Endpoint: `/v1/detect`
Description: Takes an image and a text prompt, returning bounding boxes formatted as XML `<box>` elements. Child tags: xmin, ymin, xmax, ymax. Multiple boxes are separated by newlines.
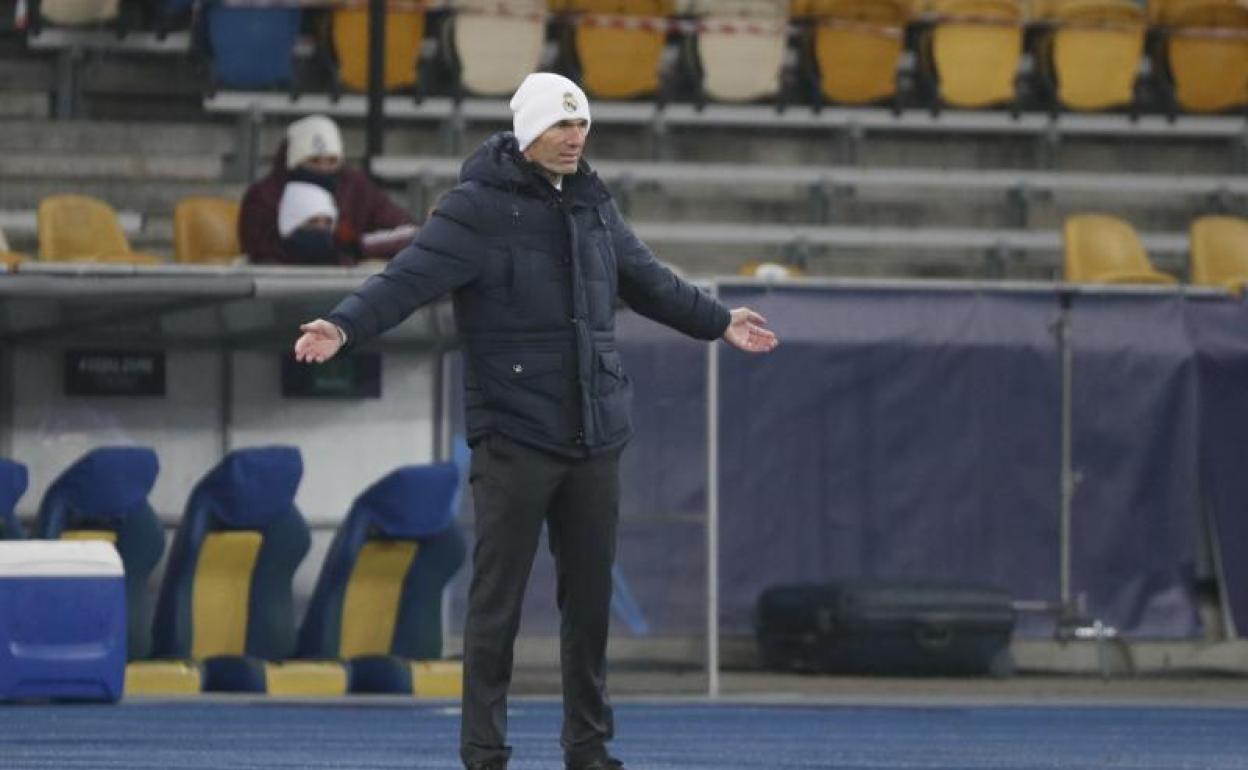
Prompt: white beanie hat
<box><xmin>286</xmin><ymin>115</ymin><xmax>343</xmax><ymax>169</ymax></box>
<box><xmin>509</xmin><ymin>73</ymin><xmax>591</xmax><ymax>151</ymax></box>
<box><xmin>278</xmin><ymin>182</ymin><xmax>338</xmax><ymax>238</ymax></box>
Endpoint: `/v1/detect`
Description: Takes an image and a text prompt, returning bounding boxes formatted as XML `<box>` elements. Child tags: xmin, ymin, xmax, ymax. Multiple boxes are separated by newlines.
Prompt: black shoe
<box><xmin>567</xmin><ymin>759</ymin><xmax>625</xmax><ymax>770</ymax></box>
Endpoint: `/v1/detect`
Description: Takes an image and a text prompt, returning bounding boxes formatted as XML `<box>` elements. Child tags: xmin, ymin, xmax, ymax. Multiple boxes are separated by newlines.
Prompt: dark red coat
<box><xmin>238</xmin><ymin>141</ymin><xmax>414</xmax><ymax>265</ymax></box>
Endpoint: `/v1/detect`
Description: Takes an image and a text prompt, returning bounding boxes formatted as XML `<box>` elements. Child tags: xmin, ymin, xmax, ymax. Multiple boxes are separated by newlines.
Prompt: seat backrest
<box><xmin>1190</xmin><ymin>216</ymin><xmax>1248</xmax><ymax>289</ymax></box>
<box><xmin>691</xmin><ymin>0</ymin><xmax>790</xmax><ymax>102</ymax></box>
<box><xmin>205</xmin><ymin>5</ymin><xmax>302</xmax><ymax>89</ymax></box>
<box><xmin>152</xmin><ymin>446</ymin><xmax>309</xmax><ymax>662</ymax></box>
<box><xmin>40</xmin><ymin>0</ymin><xmax>120</xmax><ymax>25</ymax></box>
<box><xmin>332</xmin><ymin>5</ymin><xmax>426</xmax><ymax>92</ymax></box>
<box><xmin>298</xmin><ymin>462</ymin><xmax>466</xmax><ymax>661</ymax></box>
<box><xmin>1045</xmin><ymin>0</ymin><xmax>1145</xmax><ymax>110</ymax></box>
<box><xmin>569</xmin><ymin>0</ymin><xmax>674</xmax><ymax>99</ymax></box>
<box><xmin>34</xmin><ymin>446</ymin><xmax>164</xmax><ymax>660</ymax></box>
<box><xmin>174</xmin><ymin>197</ymin><xmax>241</xmax><ymax>264</ymax></box>
<box><xmin>0</xmin><ymin>459</ymin><xmax>28</xmax><ymax>540</ymax></box>
<box><xmin>926</xmin><ymin>0</ymin><xmax>1025</xmax><ymax>108</ymax></box>
<box><xmin>1164</xmin><ymin>1</ymin><xmax>1248</xmax><ymax>113</ymax></box>
<box><xmin>448</xmin><ymin>0</ymin><xmax>547</xmax><ymax>95</ymax></box>
<box><xmin>810</xmin><ymin>0</ymin><xmax>910</xmax><ymax>104</ymax></box>
<box><xmin>1063</xmin><ymin>214</ymin><xmax>1167</xmax><ymax>283</ymax></box>
<box><xmin>38</xmin><ymin>194</ymin><xmax>133</xmax><ymax>261</ymax></box>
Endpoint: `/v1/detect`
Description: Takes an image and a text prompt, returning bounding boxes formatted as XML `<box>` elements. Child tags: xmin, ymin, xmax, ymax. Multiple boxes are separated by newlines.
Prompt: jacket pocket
<box><xmin>478</xmin><ymin>350</ymin><xmax>568</xmax><ymax>421</ymax></box>
<box><xmin>594</xmin><ymin>350</ymin><xmax>632</xmax><ymax>440</ymax></box>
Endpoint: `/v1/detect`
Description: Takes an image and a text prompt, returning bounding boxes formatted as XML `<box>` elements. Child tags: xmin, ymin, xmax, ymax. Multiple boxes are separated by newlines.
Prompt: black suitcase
<box><xmin>755</xmin><ymin>582</ymin><xmax>1016</xmax><ymax>676</ymax></box>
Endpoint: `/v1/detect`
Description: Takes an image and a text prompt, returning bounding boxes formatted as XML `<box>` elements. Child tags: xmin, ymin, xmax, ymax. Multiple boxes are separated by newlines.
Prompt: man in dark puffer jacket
<box><xmin>295</xmin><ymin>73</ymin><xmax>778</xmax><ymax>770</ymax></box>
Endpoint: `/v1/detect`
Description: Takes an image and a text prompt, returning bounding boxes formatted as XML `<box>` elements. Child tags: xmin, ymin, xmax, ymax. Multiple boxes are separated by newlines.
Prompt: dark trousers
<box><xmin>460</xmin><ymin>434</ymin><xmax>621</xmax><ymax>769</ymax></box>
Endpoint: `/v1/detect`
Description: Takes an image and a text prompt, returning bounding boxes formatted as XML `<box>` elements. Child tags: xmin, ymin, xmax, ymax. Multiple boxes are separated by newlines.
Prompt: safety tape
<box><xmin>212</xmin><ymin>0</ymin><xmax>1248</xmax><ymax>41</ymax></box>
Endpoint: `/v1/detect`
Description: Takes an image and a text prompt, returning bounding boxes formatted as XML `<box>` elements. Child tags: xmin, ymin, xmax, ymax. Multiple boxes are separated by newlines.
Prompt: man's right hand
<box><xmin>294</xmin><ymin>319</ymin><xmax>344</xmax><ymax>363</ymax></box>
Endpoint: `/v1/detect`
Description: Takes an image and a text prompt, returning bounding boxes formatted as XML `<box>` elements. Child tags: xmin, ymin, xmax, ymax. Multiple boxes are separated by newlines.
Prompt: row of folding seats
<box><xmin>0</xmin><ymin>446</ymin><xmax>466</xmax><ymax>696</ymax></box>
<box><xmin>30</xmin><ymin>0</ymin><xmax>1248</xmax><ymax>113</ymax></box>
<box><xmin>0</xmin><ymin>194</ymin><xmax>240</xmax><ymax>266</ymax></box>
<box><xmin>742</xmin><ymin>214</ymin><xmax>1248</xmax><ymax>292</ymax></box>
<box><xmin>1063</xmin><ymin>213</ymin><xmax>1248</xmax><ymax>288</ymax></box>
<box><xmin>808</xmin><ymin>0</ymin><xmax>1247</xmax><ymax>113</ymax></box>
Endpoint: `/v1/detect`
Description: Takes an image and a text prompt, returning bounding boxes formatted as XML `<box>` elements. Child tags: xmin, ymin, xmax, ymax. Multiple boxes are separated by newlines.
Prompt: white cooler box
<box><xmin>0</xmin><ymin>541</ymin><xmax>126</xmax><ymax>702</ymax></box>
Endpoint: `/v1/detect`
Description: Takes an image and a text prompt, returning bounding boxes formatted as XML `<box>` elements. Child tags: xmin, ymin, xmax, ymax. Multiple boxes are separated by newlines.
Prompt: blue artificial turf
<box><xmin>0</xmin><ymin>700</ymin><xmax>1245</xmax><ymax>769</ymax></box>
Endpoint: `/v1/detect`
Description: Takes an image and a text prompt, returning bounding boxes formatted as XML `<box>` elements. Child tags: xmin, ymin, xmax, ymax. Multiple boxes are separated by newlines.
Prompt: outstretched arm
<box><xmin>293</xmin><ymin>187</ymin><xmax>485</xmax><ymax>362</ymax></box>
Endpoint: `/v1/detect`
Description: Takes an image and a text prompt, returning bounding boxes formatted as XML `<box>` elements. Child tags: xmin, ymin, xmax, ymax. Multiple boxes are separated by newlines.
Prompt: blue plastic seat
<box><xmin>204</xmin><ymin>3</ymin><xmax>302</xmax><ymax>89</ymax></box>
<box><xmin>297</xmin><ymin>462</ymin><xmax>467</xmax><ymax>695</ymax></box>
<box><xmin>0</xmin><ymin>459</ymin><xmax>28</xmax><ymax>540</ymax></box>
<box><xmin>149</xmin><ymin>445</ymin><xmax>345</xmax><ymax>694</ymax></box>
<box><xmin>34</xmin><ymin>447</ymin><xmax>163</xmax><ymax>661</ymax></box>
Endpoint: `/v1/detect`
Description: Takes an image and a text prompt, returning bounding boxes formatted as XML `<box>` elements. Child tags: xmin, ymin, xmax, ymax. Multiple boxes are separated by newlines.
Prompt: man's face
<box><xmin>523</xmin><ymin>119</ymin><xmax>589</xmax><ymax>177</ymax></box>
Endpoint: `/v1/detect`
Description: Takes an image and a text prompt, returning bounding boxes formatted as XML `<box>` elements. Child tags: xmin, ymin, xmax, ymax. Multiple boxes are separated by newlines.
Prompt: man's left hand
<box><xmin>723</xmin><ymin>307</ymin><xmax>779</xmax><ymax>353</ymax></box>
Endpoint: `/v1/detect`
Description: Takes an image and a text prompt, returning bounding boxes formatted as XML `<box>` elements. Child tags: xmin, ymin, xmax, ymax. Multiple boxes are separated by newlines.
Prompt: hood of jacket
<box><xmin>459</xmin><ymin>132</ymin><xmax>609</xmax><ymax>208</ymax></box>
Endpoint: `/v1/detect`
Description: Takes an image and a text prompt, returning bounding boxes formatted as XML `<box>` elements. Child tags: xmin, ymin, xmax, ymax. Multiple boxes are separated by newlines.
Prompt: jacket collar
<box><xmin>460</xmin><ymin>132</ymin><xmax>610</xmax><ymax>208</ymax></box>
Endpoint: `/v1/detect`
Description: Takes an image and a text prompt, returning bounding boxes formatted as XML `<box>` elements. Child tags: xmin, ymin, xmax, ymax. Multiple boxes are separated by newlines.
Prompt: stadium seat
<box><xmin>803</xmin><ymin>0</ymin><xmax>910</xmax><ymax>105</ymax></box>
<box><xmin>691</xmin><ymin>0</ymin><xmax>790</xmax><ymax>103</ymax></box>
<box><xmin>37</xmin><ymin>195</ymin><xmax>161</xmax><ymax>264</ymax></box>
<box><xmin>1161</xmin><ymin>0</ymin><xmax>1248</xmax><ymax>113</ymax></box>
<box><xmin>567</xmin><ymin>0</ymin><xmax>673</xmax><ymax>99</ymax></box>
<box><xmin>203</xmin><ymin>3</ymin><xmax>302</xmax><ymax>89</ymax></box>
<box><xmin>445</xmin><ymin>0</ymin><xmax>547</xmax><ymax>96</ymax></box>
<box><xmin>38</xmin><ymin>0</ymin><xmax>119</xmax><ymax>26</ymax></box>
<box><xmin>1034</xmin><ymin>0</ymin><xmax>1146</xmax><ymax>111</ymax></box>
<box><xmin>1062</xmin><ymin>213</ymin><xmax>1177</xmax><ymax>284</ymax></box>
<box><xmin>173</xmin><ymin>197</ymin><xmax>241</xmax><ymax>264</ymax></box>
<box><xmin>33</xmin><ymin>447</ymin><xmax>164</xmax><ymax>661</ymax></box>
<box><xmin>297</xmin><ymin>462</ymin><xmax>467</xmax><ymax>695</ymax></box>
<box><xmin>331</xmin><ymin>2</ymin><xmax>425</xmax><ymax>93</ymax></box>
<box><xmin>921</xmin><ymin>0</ymin><xmax>1026</xmax><ymax>109</ymax></box>
<box><xmin>147</xmin><ymin>446</ymin><xmax>346</xmax><ymax>695</ymax></box>
<box><xmin>1189</xmin><ymin>215</ymin><xmax>1248</xmax><ymax>293</ymax></box>
<box><xmin>0</xmin><ymin>459</ymin><xmax>28</xmax><ymax>540</ymax></box>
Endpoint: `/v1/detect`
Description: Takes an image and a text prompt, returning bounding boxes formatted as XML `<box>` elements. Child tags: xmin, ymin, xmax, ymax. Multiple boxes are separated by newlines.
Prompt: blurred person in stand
<box><xmin>239</xmin><ymin>114</ymin><xmax>416</xmax><ymax>266</ymax></box>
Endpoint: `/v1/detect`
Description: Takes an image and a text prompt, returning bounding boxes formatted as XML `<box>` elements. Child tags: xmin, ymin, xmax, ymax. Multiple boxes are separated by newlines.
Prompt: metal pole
<box><xmin>1057</xmin><ymin>292</ymin><xmax>1074</xmax><ymax>617</ymax></box>
<box><xmin>705</xmin><ymin>284</ymin><xmax>721</xmax><ymax>698</ymax></box>
<box><xmin>365</xmin><ymin>0</ymin><xmax>386</xmax><ymax>171</ymax></box>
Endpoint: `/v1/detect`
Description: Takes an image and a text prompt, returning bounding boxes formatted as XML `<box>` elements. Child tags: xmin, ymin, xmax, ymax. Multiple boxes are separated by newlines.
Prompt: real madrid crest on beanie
<box><xmin>509</xmin><ymin>72</ymin><xmax>592</xmax><ymax>151</ymax></box>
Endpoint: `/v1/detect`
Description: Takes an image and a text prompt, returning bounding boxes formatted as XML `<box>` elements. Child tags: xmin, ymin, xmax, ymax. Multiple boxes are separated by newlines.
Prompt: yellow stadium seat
<box><xmin>691</xmin><ymin>0</ymin><xmax>790</xmax><ymax>103</ymax></box>
<box><xmin>1063</xmin><ymin>214</ymin><xmax>1177</xmax><ymax>285</ymax></box>
<box><xmin>568</xmin><ymin>0</ymin><xmax>673</xmax><ymax>99</ymax></box>
<box><xmin>447</xmin><ymin>0</ymin><xmax>547</xmax><ymax>96</ymax></box>
<box><xmin>923</xmin><ymin>0</ymin><xmax>1025</xmax><ymax>108</ymax></box>
<box><xmin>174</xmin><ymin>197</ymin><xmax>241</xmax><ymax>264</ymax></box>
<box><xmin>1034</xmin><ymin>0</ymin><xmax>1145</xmax><ymax>111</ymax></box>
<box><xmin>1189</xmin><ymin>216</ymin><xmax>1248</xmax><ymax>293</ymax></box>
<box><xmin>1163</xmin><ymin>1</ymin><xmax>1248</xmax><ymax>113</ymax></box>
<box><xmin>806</xmin><ymin>0</ymin><xmax>910</xmax><ymax>104</ymax></box>
<box><xmin>38</xmin><ymin>194</ymin><xmax>161</xmax><ymax>264</ymax></box>
<box><xmin>332</xmin><ymin>3</ymin><xmax>426</xmax><ymax>93</ymax></box>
